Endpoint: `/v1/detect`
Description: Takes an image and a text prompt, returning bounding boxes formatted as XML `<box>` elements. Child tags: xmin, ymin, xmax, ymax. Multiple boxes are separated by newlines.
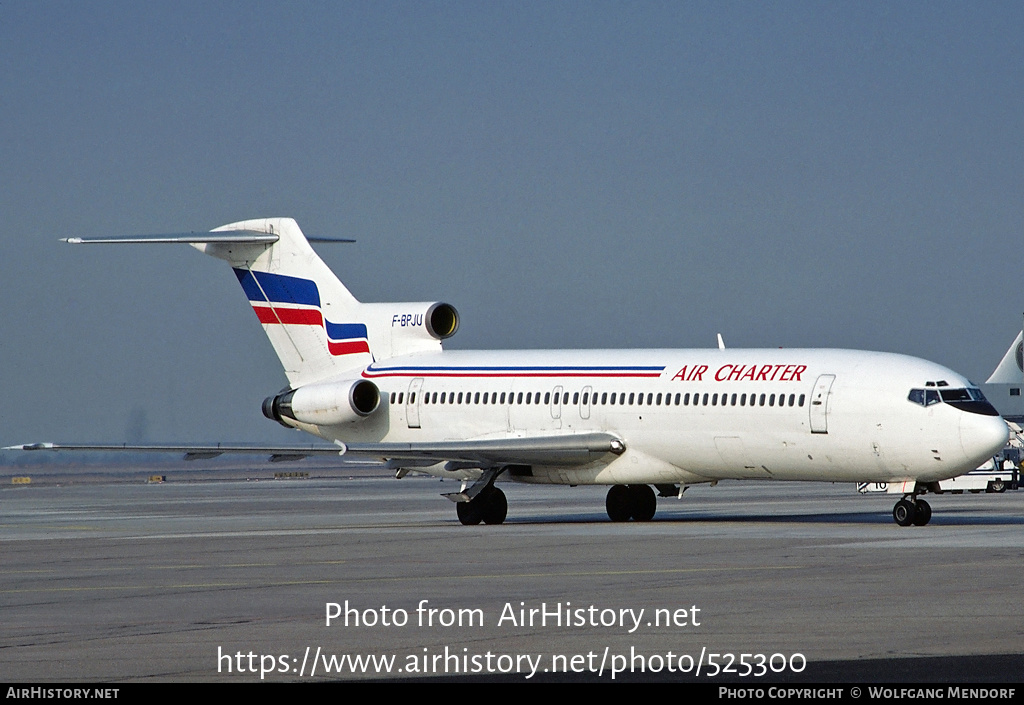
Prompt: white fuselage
<box><xmin>298</xmin><ymin>348</ymin><xmax>1008</xmax><ymax>487</ymax></box>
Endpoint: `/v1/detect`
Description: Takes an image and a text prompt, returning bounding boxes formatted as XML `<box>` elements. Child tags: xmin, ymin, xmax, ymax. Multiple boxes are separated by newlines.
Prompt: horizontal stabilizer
<box><xmin>63</xmin><ymin>234</ymin><xmax>354</xmax><ymax>245</ymax></box>
<box><xmin>63</xmin><ymin>232</ymin><xmax>280</xmax><ymax>245</ymax></box>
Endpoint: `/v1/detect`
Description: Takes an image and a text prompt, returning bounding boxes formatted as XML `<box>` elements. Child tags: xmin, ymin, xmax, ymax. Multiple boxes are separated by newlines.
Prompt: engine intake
<box><xmin>426</xmin><ymin>302</ymin><xmax>459</xmax><ymax>340</ymax></box>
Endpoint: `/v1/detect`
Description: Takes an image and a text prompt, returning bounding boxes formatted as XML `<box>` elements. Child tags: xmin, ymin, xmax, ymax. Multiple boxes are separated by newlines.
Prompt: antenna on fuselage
<box><xmin>717</xmin><ymin>333</ymin><xmax>726</xmax><ymax>350</ymax></box>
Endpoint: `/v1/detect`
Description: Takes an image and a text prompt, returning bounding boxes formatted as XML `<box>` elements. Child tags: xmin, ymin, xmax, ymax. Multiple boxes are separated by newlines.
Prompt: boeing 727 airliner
<box><xmin>23</xmin><ymin>218</ymin><xmax>1008</xmax><ymax>526</ymax></box>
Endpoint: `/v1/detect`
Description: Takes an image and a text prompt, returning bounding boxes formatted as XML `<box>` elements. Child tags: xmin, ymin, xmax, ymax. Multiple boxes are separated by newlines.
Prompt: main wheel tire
<box><xmin>456</xmin><ymin>500</ymin><xmax>483</xmax><ymax>525</ymax></box>
<box><xmin>629</xmin><ymin>484</ymin><xmax>657</xmax><ymax>522</ymax></box>
<box><xmin>912</xmin><ymin>499</ymin><xmax>932</xmax><ymax>526</ymax></box>
<box><xmin>606</xmin><ymin>485</ymin><xmax>632</xmax><ymax>522</ymax></box>
<box><xmin>481</xmin><ymin>487</ymin><xmax>508</xmax><ymax>525</ymax></box>
<box><xmin>893</xmin><ymin>499</ymin><xmax>916</xmax><ymax>527</ymax></box>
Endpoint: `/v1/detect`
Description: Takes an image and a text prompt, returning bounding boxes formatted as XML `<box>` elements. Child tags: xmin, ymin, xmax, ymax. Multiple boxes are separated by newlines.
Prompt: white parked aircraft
<box><xmin>20</xmin><ymin>218</ymin><xmax>1008</xmax><ymax>526</ymax></box>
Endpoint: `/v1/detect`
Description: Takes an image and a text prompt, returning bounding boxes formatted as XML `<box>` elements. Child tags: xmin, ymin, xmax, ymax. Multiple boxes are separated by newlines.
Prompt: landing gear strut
<box><xmin>456</xmin><ymin>486</ymin><xmax>507</xmax><ymax>526</ymax></box>
<box><xmin>606</xmin><ymin>484</ymin><xmax>657</xmax><ymax>522</ymax></box>
<box><xmin>892</xmin><ymin>496</ymin><xmax>931</xmax><ymax>527</ymax></box>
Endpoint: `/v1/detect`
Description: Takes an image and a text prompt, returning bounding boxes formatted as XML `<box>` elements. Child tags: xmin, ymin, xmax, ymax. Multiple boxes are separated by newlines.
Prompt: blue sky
<box><xmin>1</xmin><ymin>2</ymin><xmax>1022</xmax><ymax>442</ymax></box>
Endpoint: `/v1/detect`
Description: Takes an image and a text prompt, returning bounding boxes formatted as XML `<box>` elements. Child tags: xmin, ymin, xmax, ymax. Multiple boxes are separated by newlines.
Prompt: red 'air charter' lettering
<box><xmin>682</xmin><ymin>364</ymin><xmax>807</xmax><ymax>382</ymax></box>
<box><xmin>672</xmin><ymin>365</ymin><xmax>708</xmax><ymax>382</ymax></box>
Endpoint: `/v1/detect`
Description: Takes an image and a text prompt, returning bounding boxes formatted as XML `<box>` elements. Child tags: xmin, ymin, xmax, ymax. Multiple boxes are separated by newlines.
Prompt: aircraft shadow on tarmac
<box><xmin>485</xmin><ymin>507</ymin><xmax>1024</xmax><ymax>527</ymax></box>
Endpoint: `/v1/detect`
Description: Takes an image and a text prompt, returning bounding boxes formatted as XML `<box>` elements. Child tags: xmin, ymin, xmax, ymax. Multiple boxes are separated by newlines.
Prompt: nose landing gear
<box><xmin>892</xmin><ymin>497</ymin><xmax>931</xmax><ymax>526</ymax></box>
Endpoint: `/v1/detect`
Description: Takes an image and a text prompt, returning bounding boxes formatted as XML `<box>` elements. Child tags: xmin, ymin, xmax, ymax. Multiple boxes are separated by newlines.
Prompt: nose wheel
<box><xmin>892</xmin><ymin>497</ymin><xmax>931</xmax><ymax>526</ymax></box>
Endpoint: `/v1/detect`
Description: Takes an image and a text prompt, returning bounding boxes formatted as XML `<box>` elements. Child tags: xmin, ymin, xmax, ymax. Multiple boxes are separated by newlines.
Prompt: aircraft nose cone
<box><xmin>959</xmin><ymin>413</ymin><xmax>1009</xmax><ymax>467</ymax></box>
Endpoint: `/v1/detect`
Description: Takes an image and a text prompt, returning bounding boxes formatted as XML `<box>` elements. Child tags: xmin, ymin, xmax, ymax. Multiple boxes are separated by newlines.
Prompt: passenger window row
<box><xmin>387</xmin><ymin>390</ymin><xmax>806</xmax><ymax>408</ymax></box>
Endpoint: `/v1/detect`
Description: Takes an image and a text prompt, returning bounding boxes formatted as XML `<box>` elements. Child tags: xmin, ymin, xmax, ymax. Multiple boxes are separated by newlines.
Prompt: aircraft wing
<box><xmin>5</xmin><ymin>443</ymin><xmax>356</xmax><ymax>463</ymax></box>
<box><xmin>5</xmin><ymin>432</ymin><xmax>624</xmax><ymax>468</ymax></box>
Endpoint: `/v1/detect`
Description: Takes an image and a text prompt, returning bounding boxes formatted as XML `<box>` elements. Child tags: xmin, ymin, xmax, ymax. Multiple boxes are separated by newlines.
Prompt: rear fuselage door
<box><xmin>407</xmin><ymin>378</ymin><xmax>424</xmax><ymax>429</ymax></box>
<box><xmin>809</xmin><ymin>374</ymin><xmax>836</xmax><ymax>434</ymax></box>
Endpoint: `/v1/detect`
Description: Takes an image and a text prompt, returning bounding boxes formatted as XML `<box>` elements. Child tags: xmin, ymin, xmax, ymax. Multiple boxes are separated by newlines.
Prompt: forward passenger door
<box><xmin>809</xmin><ymin>374</ymin><xmax>835</xmax><ymax>434</ymax></box>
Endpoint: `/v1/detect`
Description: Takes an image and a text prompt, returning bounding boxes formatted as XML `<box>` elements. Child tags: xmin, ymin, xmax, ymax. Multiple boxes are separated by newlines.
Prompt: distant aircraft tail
<box><xmin>986</xmin><ymin>330</ymin><xmax>1023</xmax><ymax>384</ymax></box>
<box><xmin>67</xmin><ymin>217</ymin><xmax>459</xmax><ymax>388</ymax></box>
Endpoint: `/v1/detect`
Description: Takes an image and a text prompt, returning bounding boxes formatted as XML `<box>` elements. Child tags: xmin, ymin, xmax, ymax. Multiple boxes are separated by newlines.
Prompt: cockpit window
<box><xmin>908</xmin><ymin>389</ymin><xmax>940</xmax><ymax>406</ymax></box>
<box><xmin>907</xmin><ymin>387</ymin><xmax>999</xmax><ymax>416</ymax></box>
<box><xmin>940</xmin><ymin>388</ymin><xmax>987</xmax><ymax>402</ymax></box>
<box><xmin>939</xmin><ymin>388</ymin><xmax>971</xmax><ymax>402</ymax></box>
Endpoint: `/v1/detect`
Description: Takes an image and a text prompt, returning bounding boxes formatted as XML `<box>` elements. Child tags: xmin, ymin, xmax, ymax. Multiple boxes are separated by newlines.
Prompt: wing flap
<box><xmin>339</xmin><ymin>432</ymin><xmax>625</xmax><ymax>467</ymax></box>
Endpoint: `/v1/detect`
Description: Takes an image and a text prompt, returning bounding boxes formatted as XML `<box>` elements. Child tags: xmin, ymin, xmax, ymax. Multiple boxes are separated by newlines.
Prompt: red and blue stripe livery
<box><xmin>233</xmin><ymin>268</ymin><xmax>370</xmax><ymax>357</ymax></box>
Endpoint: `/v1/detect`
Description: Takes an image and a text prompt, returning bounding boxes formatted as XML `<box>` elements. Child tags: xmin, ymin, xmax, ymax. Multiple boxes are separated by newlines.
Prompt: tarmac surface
<box><xmin>2</xmin><ymin>468</ymin><xmax>1023</xmax><ymax>683</ymax></box>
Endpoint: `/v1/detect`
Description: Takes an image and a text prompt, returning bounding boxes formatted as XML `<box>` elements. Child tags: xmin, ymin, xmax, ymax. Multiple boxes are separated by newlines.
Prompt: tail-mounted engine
<box><xmin>425</xmin><ymin>302</ymin><xmax>459</xmax><ymax>340</ymax></box>
<box><xmin>263</xmin><ymin>378</ymin><xmax>380</xmax><ymax>428</ymax></box>
<box><xmin>355</xmin><ymin>301</ymin><xmax>459</xmax><ymax>359</ymax></box>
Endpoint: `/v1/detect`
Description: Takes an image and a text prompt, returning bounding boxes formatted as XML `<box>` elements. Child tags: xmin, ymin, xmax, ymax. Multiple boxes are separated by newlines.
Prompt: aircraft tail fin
<box><xmin>195</xmin><ymin>218</ymin><xmax>371</xmax><ymax>386</ymax></box>
<box><xmin>67</xmin><ymin>218</ymin><xmax>459</xmax><ymax>388</ymax></box>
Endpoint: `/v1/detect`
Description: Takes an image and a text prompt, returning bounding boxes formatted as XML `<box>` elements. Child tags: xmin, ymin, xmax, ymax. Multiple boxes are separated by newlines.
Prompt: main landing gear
<box><xmin>606</xmin><ymin>484</ymin><xmax>657</xmax><ymax>522</ymax></box>
<box><xmin>456</xmin><ymin>486</ymin><xmax>508</xmax><ymax>526</ymax></box>
<box><xmin>892</xmin><ymin>496</ymin><xmax>932</xmax><ymax>527</ymax></box>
